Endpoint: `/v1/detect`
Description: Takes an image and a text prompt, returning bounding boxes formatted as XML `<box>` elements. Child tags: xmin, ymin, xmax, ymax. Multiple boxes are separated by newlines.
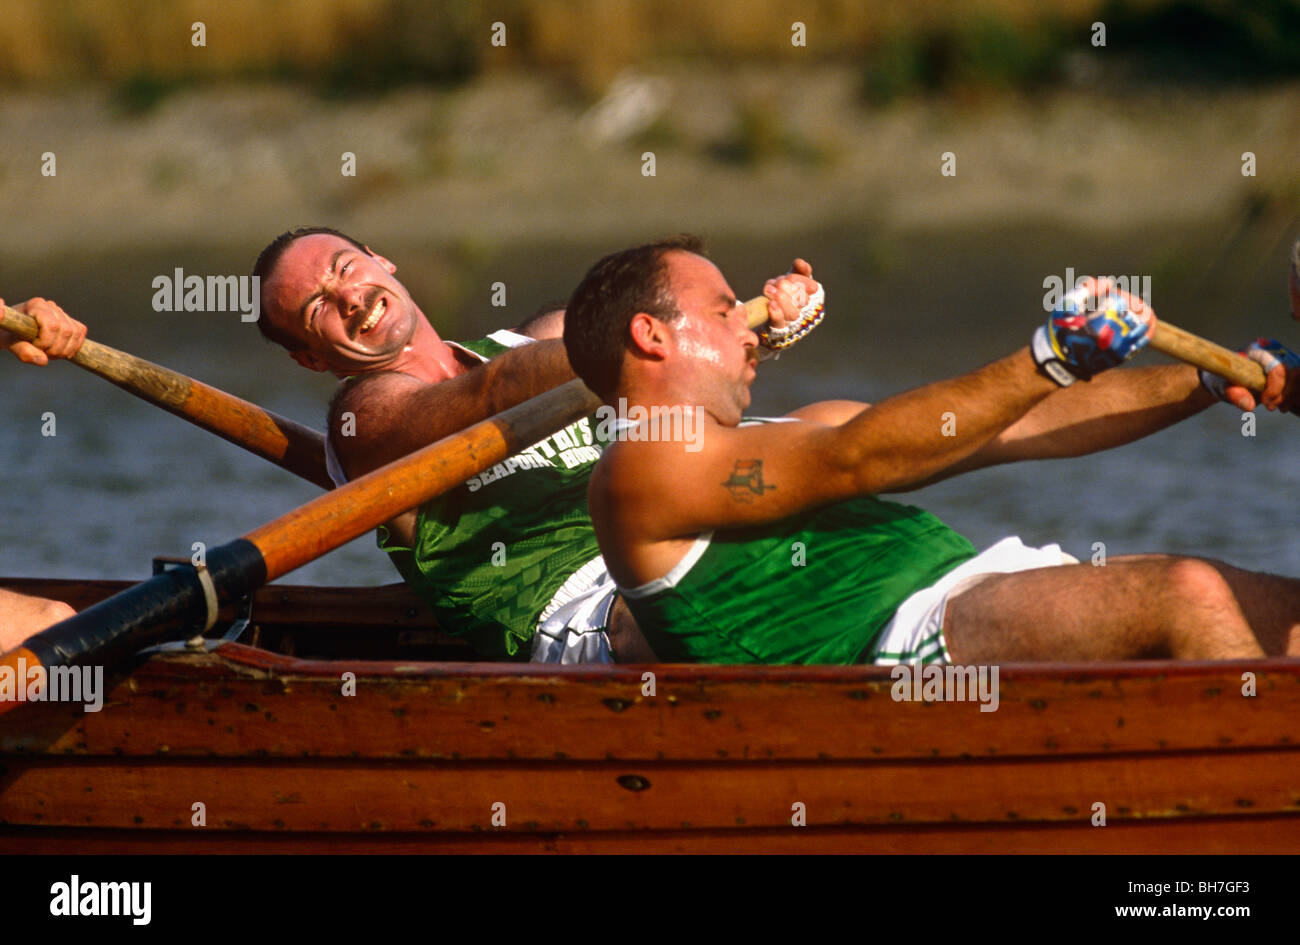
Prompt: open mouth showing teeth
<box><xmin>358</xmin><ymin>297</ymin><xmax>386</xmax><ymax>335</ymax></box>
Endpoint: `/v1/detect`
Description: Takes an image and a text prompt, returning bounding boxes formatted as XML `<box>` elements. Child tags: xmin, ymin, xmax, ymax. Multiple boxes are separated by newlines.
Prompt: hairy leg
<box><xmin>944</xmin><ymin>555</ymin><xmax>1300</xmax><ymax>662</ymax></box>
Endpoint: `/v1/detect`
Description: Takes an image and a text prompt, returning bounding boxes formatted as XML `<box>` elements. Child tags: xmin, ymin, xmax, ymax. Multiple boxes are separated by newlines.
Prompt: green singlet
<box><xmin>621</xmin><ymin>474</ymin><xmax>977</xmax><ymax>664</ymax></box>
<box><xmin>379</xmin><ymin>334</ymin><xmax>603</xmax><ymax>660</ymax></box>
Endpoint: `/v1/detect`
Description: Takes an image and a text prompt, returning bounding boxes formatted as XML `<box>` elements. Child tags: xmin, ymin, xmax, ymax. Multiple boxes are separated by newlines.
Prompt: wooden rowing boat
<box><xmin>3</xmin><ymin>576</ymin><xmax>1298</xmax><ymax>853</ymax></box>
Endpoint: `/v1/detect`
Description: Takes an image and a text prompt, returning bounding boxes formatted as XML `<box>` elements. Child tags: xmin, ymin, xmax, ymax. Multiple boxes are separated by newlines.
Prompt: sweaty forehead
<box><xmin>666</xmin><ymin>251</ymin><xmax>734</xmax><ymax>304</ymax></box>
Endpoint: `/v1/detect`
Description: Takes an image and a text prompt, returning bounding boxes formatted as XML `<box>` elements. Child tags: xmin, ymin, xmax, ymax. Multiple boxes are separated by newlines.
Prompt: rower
<box><xmin>563</xmin><ymin>236</ymin><xmax>1300</xmax><ymax>664</ymax></box>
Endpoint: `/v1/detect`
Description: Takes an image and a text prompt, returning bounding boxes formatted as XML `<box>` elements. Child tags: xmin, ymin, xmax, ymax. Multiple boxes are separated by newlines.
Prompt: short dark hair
<box><xmin>564</xmin><ymin>235</ymin><xmax>705</xmax><ymax>399</ymax></box>
<box><xmin>513</xmin><ymin>299</ymin><xmax>567</xmax><ymax>338</ymax></box>
<box><xmin>252</xmin><ymin>226</ymin><xmax>370</xmax><ymax>351</ymax></box>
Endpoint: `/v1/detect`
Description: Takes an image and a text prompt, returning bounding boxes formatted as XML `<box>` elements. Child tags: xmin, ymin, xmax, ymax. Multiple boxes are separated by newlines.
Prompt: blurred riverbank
<box><xmin>3</xmin><ymin>66</ymin><xmax>1299</xmax><ymax>264</ymax></box>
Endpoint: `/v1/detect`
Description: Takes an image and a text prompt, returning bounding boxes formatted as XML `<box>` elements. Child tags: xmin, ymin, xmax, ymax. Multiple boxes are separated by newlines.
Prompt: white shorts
<box><xmin>529</xmin><ymin>556</ymin><xmax>616</xmax><ymax>664</ymax></box>
<box><xmin>865</xmin><ymin>536</ymin><xmax>1078</xmax><ymax>665</ymax></box>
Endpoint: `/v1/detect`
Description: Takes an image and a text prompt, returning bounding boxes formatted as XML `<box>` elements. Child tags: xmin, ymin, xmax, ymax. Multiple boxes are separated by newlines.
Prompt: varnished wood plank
<box><xmin>3</xmin><ymin>750</ymin><xmax>1298</xmax><ymax>833</ymax></box>
<box><xmin>4</xmin><ymin>650</ymin><xmax>1296</xmax><ymax>762</ymax></box>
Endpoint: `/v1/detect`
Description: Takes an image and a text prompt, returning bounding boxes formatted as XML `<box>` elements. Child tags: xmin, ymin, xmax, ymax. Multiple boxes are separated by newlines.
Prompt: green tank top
<box><xmin>622</xmin><ymin>496</ymin><xmax>977</xmax><ymax>664</ymax></box>
<box><xmin>379</xmin><ymin>335</ymin><xmax>603</xmax><ymax>660</ymax></box>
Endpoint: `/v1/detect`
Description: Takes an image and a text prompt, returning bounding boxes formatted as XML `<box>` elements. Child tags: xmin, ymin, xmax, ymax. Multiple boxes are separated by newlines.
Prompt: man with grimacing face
<box><xmin>562</xmin><ymin>236</ymin><xmax>1300</xmax><ymax>665</ymax></box>
<box><xmin>252</xmin><ymin>226</ymin><xmax>817</xmax><ymax>663</ymax></box>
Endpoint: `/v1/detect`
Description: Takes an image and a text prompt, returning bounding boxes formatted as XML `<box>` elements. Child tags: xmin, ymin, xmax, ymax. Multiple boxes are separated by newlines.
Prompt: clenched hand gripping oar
<box><xmin>1</xmin><ymin>305</ymin><xmax>332</xmax><ymax>488</ymax></box>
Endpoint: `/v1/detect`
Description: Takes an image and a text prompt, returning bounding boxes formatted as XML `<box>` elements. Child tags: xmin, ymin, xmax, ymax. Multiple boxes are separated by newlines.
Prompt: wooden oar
<box><xmin>0</xmin><ymin>377</ymin><xmax>602</xmax><ymax>712</ymax></box>
<box><xmin>1148</xmin><ymin>321</ymin><xmax>1266</xmax><ymax>392</ymax></box>
<box><xmin>1</xmin><ymin>305</ymin><xmax>332</xmax><ymax>488</ymax></box>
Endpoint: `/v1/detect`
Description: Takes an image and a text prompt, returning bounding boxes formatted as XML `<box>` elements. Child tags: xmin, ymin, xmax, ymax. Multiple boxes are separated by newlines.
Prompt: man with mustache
<box><xmin>252</xmin><ymin>226</ymin><xmax>817</xmax><ymax>662</ymax></box>
<box><xmin>562</xmin><ymin>236</ymin><xmax>1300</xmax><ymax>664</ymax></box>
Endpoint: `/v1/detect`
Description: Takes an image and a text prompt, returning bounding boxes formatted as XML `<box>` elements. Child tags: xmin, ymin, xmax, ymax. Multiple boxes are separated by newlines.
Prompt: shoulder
<box><xmin>593</xmin><ymin>416</ymin><xmax>737</xmax><ymax>493</ymax></box>
<box><xmin>328</xmin><ymin>371</ymin><xmax>421</xmax><ymax>428</ymax></box>
<box><xmin>513</xmin><ymin>309</ymin><xmax>565</xmax><ymax>340</ymax></box>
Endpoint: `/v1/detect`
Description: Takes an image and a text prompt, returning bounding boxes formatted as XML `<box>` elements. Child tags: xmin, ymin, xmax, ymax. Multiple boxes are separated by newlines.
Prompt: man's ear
<box><xmin>628</xmin><ymin>312</ymin><xmax>671</xmax><ymax>360</ymax></box>
<box><xmin>290</xmin><ymin>348</ymin><xmax>330</xmax><ymax>372</ymax></box>
<box><xmin>364</xmin><ymin>245</ymin><xmax>397</xmax><ymax>275</ymax></box>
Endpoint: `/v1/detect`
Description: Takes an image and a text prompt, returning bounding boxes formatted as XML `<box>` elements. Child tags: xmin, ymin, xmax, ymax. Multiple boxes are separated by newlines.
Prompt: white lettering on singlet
<box><xmin>465</xmin><ymin>419</ymin><xmax>597</xmax><ymax>492</ymax></box>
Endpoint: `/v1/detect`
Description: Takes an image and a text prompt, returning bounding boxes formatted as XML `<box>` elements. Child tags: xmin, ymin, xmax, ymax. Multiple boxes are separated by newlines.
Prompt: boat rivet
<box><xmin>617</xmin><ymin>774</ymin><xmax>650</xmax><ymax>792</ymax></box>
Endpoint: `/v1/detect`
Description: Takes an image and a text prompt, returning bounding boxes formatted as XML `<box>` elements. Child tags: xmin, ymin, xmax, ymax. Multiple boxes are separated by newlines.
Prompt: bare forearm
<box><xmin>338</xmin><ymin>339</ymin><xmax>576</xmax><ymax>473</ymax></box>
<box><xmin>831</xmin><ymin>348</ymin><xmax>1058</xmax><ymax>493</ymax></box>
<box><xmin>986</xmin><ymin>364</ymin><xmax>1213</xmax><ymax>462</ymax></box>
<box><xmin>465</xmin><ymin>338</ymin><xmax>575</xmax><ymax>415</ymax></box>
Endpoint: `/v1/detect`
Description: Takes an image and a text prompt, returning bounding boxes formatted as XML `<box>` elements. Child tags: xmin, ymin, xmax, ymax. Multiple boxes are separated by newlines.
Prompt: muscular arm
<box><xmin>332</xmin><ymin>338</ymin><xmax>575</xmax><ymax>478</ymax></box>
<box><xmin>898</xmin><ymin>364</ymin><xmax>1214</xmax><ymax>489</ymax></box>
<box><xmin>596</xmin><ymin>347</ymin><xmax>1059</xmax><ymax>553</ymax></box>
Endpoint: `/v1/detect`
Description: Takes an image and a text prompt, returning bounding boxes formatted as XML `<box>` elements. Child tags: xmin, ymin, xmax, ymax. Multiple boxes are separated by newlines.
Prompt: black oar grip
<box><xmin>27</xmin><ymin>540</ymin><xmax>267</xmax><ymax>667</ymax></box>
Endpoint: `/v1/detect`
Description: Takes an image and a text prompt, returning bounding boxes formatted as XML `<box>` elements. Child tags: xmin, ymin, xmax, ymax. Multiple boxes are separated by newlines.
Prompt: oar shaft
<box><xmin>2</xmin><ymin>305</ymin><xmax>332</xmax><ymax>488</ymax></box>
<box><xmin>1148</xmin><ymin>321</ymin><xmax>1267</xmax><ymax>392</ymax></box>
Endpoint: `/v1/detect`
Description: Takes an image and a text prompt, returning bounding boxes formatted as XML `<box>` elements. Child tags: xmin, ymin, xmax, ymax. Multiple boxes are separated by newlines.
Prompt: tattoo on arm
<box><xmin>721</xmin><ymin>459</ymin><xmax>776</xmax><ymax>503</ymax></box>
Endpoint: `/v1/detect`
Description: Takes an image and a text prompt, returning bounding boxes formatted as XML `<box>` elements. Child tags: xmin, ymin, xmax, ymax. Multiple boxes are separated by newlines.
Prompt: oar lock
<box><xmin>142</xmin><ymin>556</ymin><xmax>254</xmax><ymax>654</ymax></box>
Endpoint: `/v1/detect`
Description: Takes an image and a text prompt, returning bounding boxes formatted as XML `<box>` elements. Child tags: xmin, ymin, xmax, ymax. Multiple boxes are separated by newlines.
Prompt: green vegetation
<box><xmin>3</xmin><ymin>0</ymin><xmax>1300</xmax><ymax>98</ymax></box>
<box><xmin>862</xmin><ymin>1</ymin><xmax>1300</xmax><ymax>106</ymax></box>
<box><xmin>711</xmin><ymin>99</ymin><xmax>833</xmax><ymax>168</ymax></box>
<box><xmin>113</xmin><ymin>73</ymin><xmax>190</xmax><ymax>116</ymax></box>
<box><xmin>1100</xmin><ymin>0</ymin><xmax>1300</xmax><ymax>80</ymax></box>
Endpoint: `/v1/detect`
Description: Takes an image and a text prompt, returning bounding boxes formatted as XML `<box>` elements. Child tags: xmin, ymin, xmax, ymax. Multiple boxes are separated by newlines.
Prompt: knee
<box><xmin>1161</xmin><ymin>558</ymin><xmax>1233</xmax><ymax>607</ymax></box>
<box><xmin>37</xmin><ymin>600</ymin><xmax>76</xmax><ymax>630</ymax></box>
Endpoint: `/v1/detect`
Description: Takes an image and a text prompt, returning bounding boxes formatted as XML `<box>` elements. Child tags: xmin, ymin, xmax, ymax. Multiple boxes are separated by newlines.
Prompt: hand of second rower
<box><xmin>761</xmin><ymin>259</ymin><xmax>818</xmax><ymax>330</ymax></box>
<box><xmin>0</xmin><ymin>297</ymin><xmax>88</xmax><ymax>366</ymax></box>
<box><xmin>1221</xmin><ymin>339</ymin><xmax>1300</xmax><ymax>413</ymax></box>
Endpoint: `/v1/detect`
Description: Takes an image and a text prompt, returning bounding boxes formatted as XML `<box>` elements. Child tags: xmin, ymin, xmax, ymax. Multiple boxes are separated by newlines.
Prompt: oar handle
<box><xmin>2</xmin><ymin>305</ymin><xmax>333</xmax><ymax>488</ymax></box>
<box><xmin>1148</xmin><ymin>320</ymin><xmax>1267</xmax><ymax>393</ymax></box>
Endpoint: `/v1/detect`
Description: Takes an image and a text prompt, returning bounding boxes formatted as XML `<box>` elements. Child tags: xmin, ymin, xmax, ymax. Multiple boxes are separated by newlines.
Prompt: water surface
<box><xmin>2</xmin><ymin>225</ymin><xmax>1296</xmax><ymax>589</ymax></box>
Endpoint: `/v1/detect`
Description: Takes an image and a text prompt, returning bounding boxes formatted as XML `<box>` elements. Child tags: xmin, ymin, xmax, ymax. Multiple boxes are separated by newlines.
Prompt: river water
<box><xmin>2</xmin><ymin>224</ymin><xmax>1297</xmax><ymax>588</ymax></box>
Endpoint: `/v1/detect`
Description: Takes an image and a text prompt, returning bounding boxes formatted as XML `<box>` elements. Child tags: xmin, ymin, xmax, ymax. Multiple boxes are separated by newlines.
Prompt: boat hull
<box><xmin>4</xmin><ymin>629</ymin><xmax>1299</xmax><ymax>852</ymax></box>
